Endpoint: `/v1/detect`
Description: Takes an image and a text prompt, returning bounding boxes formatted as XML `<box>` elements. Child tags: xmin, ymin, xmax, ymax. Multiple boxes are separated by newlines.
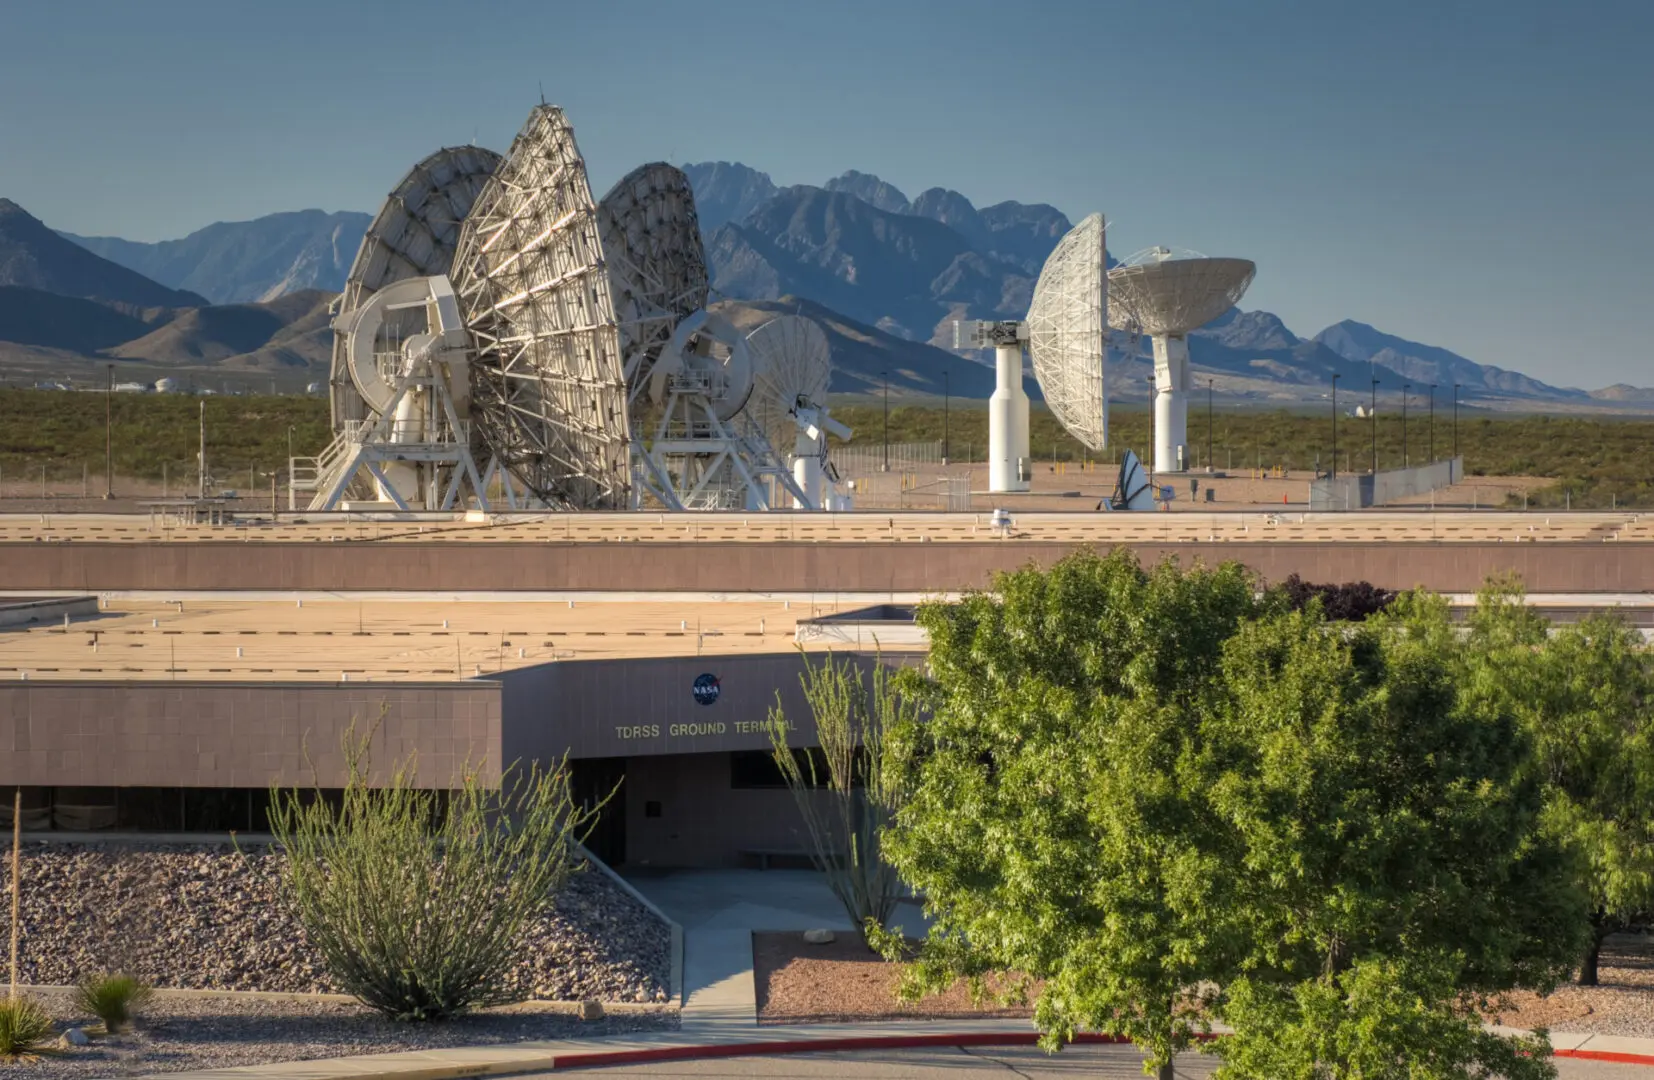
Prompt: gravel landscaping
<box><xmin>753</xmin><ymin>931</ymin><xmax>1033</xmax><ymax>1025</ymax></box>
<box><xmin>1485</xmin><ymin>934</ymin><xmax>1654</xmax><ymax>1038</ymax></box>
<box><xmin>11</xmin><ymin>841</ymin><xmax>672</xmax><ymax>1004</ymax></box>
<box><xmin>0</xmin><ymin>989</ymin><xmax>677</xmax><ymax>1078</ymax></box>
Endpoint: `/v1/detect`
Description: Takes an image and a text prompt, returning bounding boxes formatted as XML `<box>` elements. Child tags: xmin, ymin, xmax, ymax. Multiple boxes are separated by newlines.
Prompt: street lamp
<box><xmin>1370</xmin><ymin>377</ymin><xmax>1378</xmax><ymax>474</ymax></box>
<box><xmin>1330</xmin><ymin>373</ymin><xmax>1341</xmax><ymax>480</ymax></box>
<box><xmin>942</xmin><ymin>368</ymin><xmax>950</xmax><ymax>465</ymax></box>
<box><xmin>103</xmin><ymin>363</ymin><xmax>114</xmax><ymax>499</ymax></box>
<box><xmin>1402</xmin><ymin>382</ymin><xmax>1410</xmax><ymax>468</ymax></box>
<box><xmin>1427</xmin><ymin>383</ymin><xmax>1436</xmax><ymax>462</ymax></box>
<box><xmin>1206</xmin><ymin>378</ymin><xmax>1214</xmax><ymax>474</ymax></box>
<box><xmin>880</xmin><ymin>371</ymin><xmax>889</xmax><ymax>472</ymax></box>
<box><xmin>1452</xmin><ymin>384</ymin><xmax>1461</xmax><ymax>477</ymax></box>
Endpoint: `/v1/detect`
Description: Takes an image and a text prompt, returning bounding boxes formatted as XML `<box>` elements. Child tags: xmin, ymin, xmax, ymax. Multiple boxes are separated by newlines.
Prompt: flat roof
<box><xmin>0</xmin><ymin>596</ymin><xmax>852</xmax><ymax>683</ymax></box>
<box><xmin>0</xmin><ymin>510</ymin><xmax>1646</xmax><ymax>546</ymax></box>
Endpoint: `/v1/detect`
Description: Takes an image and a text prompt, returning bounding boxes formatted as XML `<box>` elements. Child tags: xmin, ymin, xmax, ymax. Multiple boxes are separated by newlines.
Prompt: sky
<box><xmin>1</xmin><ymin>0</ymin><xmax>1650</xmax><ymax>388</ymax></box>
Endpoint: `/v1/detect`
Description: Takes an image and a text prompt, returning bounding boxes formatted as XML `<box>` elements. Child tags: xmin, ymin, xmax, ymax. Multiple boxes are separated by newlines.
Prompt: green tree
<box><xmin>768</xmin><ymin>650</ymin><xmax>916</xmax><ymax>937</ymax></box>
<box><xmin>1459</xmin><ymin>581</ymin><xmax>1654</xmax><ymax>985</ymax></box>
<box><xmin>880</xmin><ymin>549</ymin><xmax>1269</xmax><ymax>1078</ymax></box>
<box><xmin>1208</xmin><ymin>603</ymin><xmax>1583</xmax><ymax>1078</ymax></box>
<box><xmin>882</xmin><ymin>551</ymin><xmax>1584</xmax><ymax>1080</ymax></box>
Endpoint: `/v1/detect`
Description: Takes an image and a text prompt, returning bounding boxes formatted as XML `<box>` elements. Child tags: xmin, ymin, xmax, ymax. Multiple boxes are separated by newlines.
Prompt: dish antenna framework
<box><xmin>746</xmin><ymin>314</ymin><xmax>851</xmax><ymax>510</ymax></box>
<box><xmin>298</xmin><ymin>145</ymin><xmax>501</xmax><ymax>511</ymax></box>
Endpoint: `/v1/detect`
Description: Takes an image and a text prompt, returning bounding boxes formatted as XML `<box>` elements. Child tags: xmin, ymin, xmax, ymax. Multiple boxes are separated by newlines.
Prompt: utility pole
<box><xmin>880</xmin><ymin>371</ymin><xmax>889</xmax><ymax>472</ymax></box>
<box><xmin>942</xmin><ymin>368</ymin><xmax>950</xmax><ymax>465</ymax></box>
<box><xmin>1427</xmin><ymin>384</ymin><xmax>1436</xmax><ymax>462</ymax></box>
<box><xmin>1402</xmin><ymin>383</ymin><xmax>1410</xmax><ymax>468</ymax></box>
<box><xmin>1370</xmin><ymin>377</ymin><xmax>1378</xmax><ymax>474</ymax></box>
<box><xmin>198</xmin><ymin>400</ymin><xmax>206</xmax><ymax>500</ymax></box>
<box><xmin>104</xmin><ymin>364</ymin><xmax>114</xmax><ymax>499</ymax></box>
<box><xmin>1330</xmin><ymin>373</ymin><xmax>1341</xmax><ymax>480</ymax></box>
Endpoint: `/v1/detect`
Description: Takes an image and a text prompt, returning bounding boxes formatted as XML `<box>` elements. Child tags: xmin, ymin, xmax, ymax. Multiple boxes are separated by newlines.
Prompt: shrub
<box><xmin>264</xmin><ymin>727</ymin><xmax>599</xmax><ymax>1022</ymax></box>
<box><xmin>0</xmin><ymin>995</ymin><xmax>55</xmax><ymax>1057</ymax></box>
<box><xmin>72</xmin><ymin>974</ymin><xmax>153</xmax><ymax>1033</ymax></box>
<box><xmin>1280</xmin><ymin>573</ymin><xmax>1396</xmax><ymax>621</ymax></box>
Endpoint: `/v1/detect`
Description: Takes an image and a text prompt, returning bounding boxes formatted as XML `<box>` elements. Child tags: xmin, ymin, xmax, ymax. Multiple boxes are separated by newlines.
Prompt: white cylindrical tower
<box><xmin>989</xmin><ymin>342</ymin><xmax>1031</xmax><ymax>492</ymax></box>
<box><xmin>792</xmin><ymin>428</ymin><xmax>823</xmax><ymax>510</ymax></box>
<box><xmin>1152</xmin><ymin>334</ymin><xmax>1190</xmax><ymax>473</ymax></box>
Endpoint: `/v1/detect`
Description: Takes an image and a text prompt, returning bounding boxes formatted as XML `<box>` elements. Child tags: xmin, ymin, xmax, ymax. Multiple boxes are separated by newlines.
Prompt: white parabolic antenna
<box><xmin>1109</xmin><ymin>247</ymin><xmax>1255</xmax><ymax>473</ymax></box>
<box><xmin>450</xmin><ymin>104</ymin><xmax>632</xmax><ymax>510</ymax></box>
<box><xmin>1026</xmin><ymin>212</ymin><xmax>1108</xmax><ymax>451</ymax></box>
<box><xmin>328</xmin><ymin>145</ymin><xmax>502</xmax><ymax>432</ymax></box>
<box><xmin>746</xmin><ymin>315</ymin><xmax>850</xmax><ymax>510</ymax></box>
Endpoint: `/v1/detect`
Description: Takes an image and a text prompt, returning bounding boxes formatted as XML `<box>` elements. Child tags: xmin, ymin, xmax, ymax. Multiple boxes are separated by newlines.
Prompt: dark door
<box><xmin>569</xmin><ymin>757</ymin><xmax>627</xmax><ymax>867</ymax></box>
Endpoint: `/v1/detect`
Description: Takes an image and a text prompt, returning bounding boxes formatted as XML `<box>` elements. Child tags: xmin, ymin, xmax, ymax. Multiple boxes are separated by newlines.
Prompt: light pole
<box><xmin>1370</xmin><ymin>377</ymin><xmax>1378</xmax><ymax>474</ymax></box>
<box><xmin>1427</xmin><ymin>383</ymin><xmax>1436</xmax><ymax>462</ymax></box>
<box><xmin>1402</xmin><ymin>382</ymin><xmax>1410</xmax><ymax>468</ymax></box>
<box><xmin>1452</xmin><ymin>384</ymin><xmax>1461</xmax><ymax>476</ymax></box>
<box><xmin>942</xmin><ymin>369</ymin><xmax>950</xmax><ymax>465</ymax></box>
<box><xmin>1206</xmin><ymin>378</ymin><xmax>1214</xmax><ymax>474</ymax></box>
<box><xmin>103</xmin><ymin>363</ymin><xmax>114</xmax><ymax>499</ymax></box>
<box><xmin>880</xmin><ymin>371</ymin><xmax>889</xmax><ymax>472</ymax></box>
<box><xmin>1330</xmin><ymin>373</ymin><xmax>1340</xmax><ymax>480</ymax></box>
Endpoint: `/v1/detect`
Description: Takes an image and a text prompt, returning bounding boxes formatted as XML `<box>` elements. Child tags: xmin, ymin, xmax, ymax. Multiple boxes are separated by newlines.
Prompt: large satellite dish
<box><xmin>329</xmin><ymin>146</ymin><xmax>502</xmax><ymax>431</ymax></box>
<box><xmin>1108</xmin><ymin>247</ymin><xmax>1255</xmax><ymax>473</ymax></box>
<box><xmin>1026</xmin><ymin>212</ymin><xmax>1108</xmax><ymax>451</ymax></box>
<box><xmin>450</xmin><ymin>105</ymin><xmax>632</xmax><ymax>510</ymax></box>
<box><xmin>597</xmin><ymin>163</ymin><xmax>709</xmax><ymax>405</ymax></box>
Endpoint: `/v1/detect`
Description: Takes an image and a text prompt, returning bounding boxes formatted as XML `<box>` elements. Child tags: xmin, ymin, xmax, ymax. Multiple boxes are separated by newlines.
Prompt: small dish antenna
<box><xmin>747</xmin><ymin>315</ymin><xmax>851</xmax><ymax>510</ymax></box>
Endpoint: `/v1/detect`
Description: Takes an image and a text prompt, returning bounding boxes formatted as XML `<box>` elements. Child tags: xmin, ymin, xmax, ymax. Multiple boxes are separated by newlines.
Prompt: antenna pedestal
<box><xmin>1153</xmin><ymin>334</ymin><xmax>1190</xmax><ymax>474</ymax></box>
<box><xmin>989</xmin><ymin>343</ymin><xmax>1031</xmax><ymax>493</ymax></box>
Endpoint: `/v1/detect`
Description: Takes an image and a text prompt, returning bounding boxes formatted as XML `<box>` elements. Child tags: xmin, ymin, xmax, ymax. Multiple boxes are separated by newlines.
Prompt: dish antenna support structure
<box><xmin>1108</xmin><ymin>247</ymin><xmax>1255</xmax><ymax>474</ymax></box>
<box><xmin>747</xmin><ymin>314</ymin><xmax>852</xmax><ymax>509</ymax></box>
<box><xmin>299</xmin><ymin>145</ymin><xmax>502</xmax><ymax>511</ymax></box>
<box><xmin>954</xmin><ymin>212</ymin><xmax>1109</xmax><ymax>493</ymax></box>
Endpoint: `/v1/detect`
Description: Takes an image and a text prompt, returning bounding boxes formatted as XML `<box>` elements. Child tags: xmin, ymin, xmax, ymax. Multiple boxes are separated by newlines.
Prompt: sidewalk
<box><xmin>146</xmin><ymin>1019</ymin><xmax>1654</xmax><ymax>1079</ymax></box>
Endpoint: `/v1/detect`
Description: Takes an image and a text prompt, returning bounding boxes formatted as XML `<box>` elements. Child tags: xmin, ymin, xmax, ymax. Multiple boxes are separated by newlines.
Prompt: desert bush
<box><xmin>264</xmin><ymin>729</ymin><xmax>599</xmax><ymax>1022</ymax></box>
<box><xmin>72</xmin><ymin>974</ymin><xmax>153</xmax><ymax>1033</ymax></box>
<box><xmin>0</xmin><ymin>995</ymin><xmax>54</xmax><ymax>1057</ymax></box>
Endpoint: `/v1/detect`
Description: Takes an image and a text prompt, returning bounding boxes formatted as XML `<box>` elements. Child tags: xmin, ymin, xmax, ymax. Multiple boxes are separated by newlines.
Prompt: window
<box><xmin>729</xmin><ymin>749</ymin><xmax>865</xmax><ymax>789</ymax></box>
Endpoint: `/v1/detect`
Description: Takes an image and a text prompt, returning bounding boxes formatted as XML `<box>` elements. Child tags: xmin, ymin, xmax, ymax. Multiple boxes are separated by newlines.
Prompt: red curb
<box><xmin>1556</xmin><ymin>1048</ymin><xmax>1654</xmax><ymax>1066</ymax></box>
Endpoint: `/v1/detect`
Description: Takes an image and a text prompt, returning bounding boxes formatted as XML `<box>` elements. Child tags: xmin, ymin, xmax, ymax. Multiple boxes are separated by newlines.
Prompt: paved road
<box><xmin>552</xmin><ymin>1043</ymin><xmax>1650</xmax><ymax>1078</ymax></box>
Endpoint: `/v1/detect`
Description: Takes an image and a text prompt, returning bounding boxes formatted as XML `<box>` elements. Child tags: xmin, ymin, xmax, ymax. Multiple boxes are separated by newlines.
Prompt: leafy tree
<box><xmin>1208</xmin><ymin>603</ymin><xmax>1583</xmax><ymax>1078</ymax></box>
<box><xmin>882</xmin><ymin>550</ymin><xmax>1584</xmax><ymax>1080</ymax></box>
<box><xmin>879</xmin><ymin>549</ymin><xmax>1270</xmax><ymax>1078</ymax></box>
<box><xmin>1279</xmin><ymin>574</ymin><xmax>1396</xmax><ymax>622</ymax></box>
<box><xmin>1458</xmin><ymin>579</ymin><xmax>1654</xmax><ymax>985</ymax></box>
<box><xmin>767</xmin><ymin>650</ymin><xmax>917</xmax><ymax>937</ymax></box>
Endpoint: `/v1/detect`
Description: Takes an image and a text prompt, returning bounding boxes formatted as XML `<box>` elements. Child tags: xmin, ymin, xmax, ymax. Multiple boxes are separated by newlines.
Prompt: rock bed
<box><xmin>0</xmin><ymin>988</ymin><xmax>677</xmax><ymax>1079</ymax></box>
<box><xmin>1485</xmin><ymin>934</ymin><xmax>1654</xmax><ymax>1038</ymax></box>
<box><xmin>11</xmin><ymin>841</ymin><xmax>672</xmax><ymax>1004</ymax></box>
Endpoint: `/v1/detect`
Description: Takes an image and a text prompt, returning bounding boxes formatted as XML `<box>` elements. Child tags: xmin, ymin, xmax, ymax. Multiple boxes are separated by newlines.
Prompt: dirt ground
<box><xmin>756</xmin><ymin>930</ymin><xmax>1654</xmax><ymax>1037</ymax></box>
<box><xmin>753</xmin><ymin>931</ymin><xmax>1034</xmax><ymax>1025</ymax></box>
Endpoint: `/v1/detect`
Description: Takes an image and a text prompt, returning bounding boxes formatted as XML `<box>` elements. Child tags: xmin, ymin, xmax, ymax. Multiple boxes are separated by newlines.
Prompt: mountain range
<box><xmin>3</xmin><ymin>164</ymin><xmax>1649</xmax><ymax>410</ymax></box>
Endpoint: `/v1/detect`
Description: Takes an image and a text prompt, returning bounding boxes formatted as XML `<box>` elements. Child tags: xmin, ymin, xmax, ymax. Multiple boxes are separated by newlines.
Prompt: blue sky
<box><xmin>1</xmin><ymin>0</ymin><xmax>1649</xmax><ymax>387</ymax></box>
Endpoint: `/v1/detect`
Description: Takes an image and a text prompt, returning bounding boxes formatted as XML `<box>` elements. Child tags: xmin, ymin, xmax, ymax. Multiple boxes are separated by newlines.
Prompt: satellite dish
<box><xmin>1109</xmin><ymin>250</ymin><xmax>1255</xmax><ymax>473</ymax></box>
<box><xmin>649</xmin><ymin>309</ymin><xmax>755</xmax><ymax>421</ymax></box>
<box><xmin>746</xmin><ymin>314</ymin><xmax>831</xmax><ymax>448</ymax></box>
<box><xmin>450</xmin><ymin>105</ymin><xmax>632</xmax><ymax>510</ymax></box>
<box><xmin>1100</xmin><ymin>449</ymin><xmax>1155</xmax><ymax>512</ymax></box>
<box><xmin>746</xmin><ymin>315</ymin><xmax>849</xmax><ymax>509</ymax></box>
<box><xmin>329</xmin><ymin>145</ymin><xmax>501</xmax><ymax>431</ymax></box>
<box><xmin>1026</xmin><ymin>212</ymin><xmax>1108</xmax><ymax>451</ymax></box>
<box><xmin>597</xmin><ymin>163</ymin><xmax>709</xmax><ymax>405</ymax></box>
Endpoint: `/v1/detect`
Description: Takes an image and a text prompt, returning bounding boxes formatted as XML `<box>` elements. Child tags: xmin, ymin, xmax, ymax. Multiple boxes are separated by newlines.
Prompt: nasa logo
<box><xmin>692</xmin><ymin>673</ymin><xmax>721</xmax><ymax>706</ymax></box>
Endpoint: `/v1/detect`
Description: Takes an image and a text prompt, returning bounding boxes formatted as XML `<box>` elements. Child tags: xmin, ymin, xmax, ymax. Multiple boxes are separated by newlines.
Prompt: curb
<box><xmin>143</xmin><ymin>1027</ymin><xmax>1654</xmax><ymax>1079</ymax></box>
